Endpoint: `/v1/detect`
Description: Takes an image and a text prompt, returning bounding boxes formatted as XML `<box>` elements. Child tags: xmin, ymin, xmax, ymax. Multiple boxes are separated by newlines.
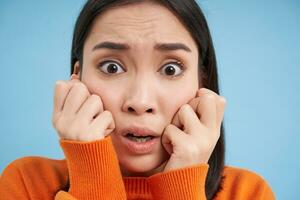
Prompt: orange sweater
<box><xmin>0</xmin><ymin>136</ymin><xmax>275</xmax><ymax>200</ymax></box>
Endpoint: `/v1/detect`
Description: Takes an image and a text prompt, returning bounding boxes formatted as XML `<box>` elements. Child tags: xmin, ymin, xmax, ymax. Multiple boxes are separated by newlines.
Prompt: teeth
<box><xmin>126</xmin><ymin>135</ymin><xmax>153</xmax><ymax>142</ymax></box>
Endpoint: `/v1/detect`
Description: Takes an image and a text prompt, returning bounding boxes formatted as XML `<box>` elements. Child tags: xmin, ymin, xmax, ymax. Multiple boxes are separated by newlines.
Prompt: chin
<box><xmin>119</xmin><ymin>153</ymin><xmax>169</xmax><ymax>177</ymax></box>
<box><xmin>111</xmin><ymin>132</ymin><xmax>170</xmax><ymax>177</ymax></box>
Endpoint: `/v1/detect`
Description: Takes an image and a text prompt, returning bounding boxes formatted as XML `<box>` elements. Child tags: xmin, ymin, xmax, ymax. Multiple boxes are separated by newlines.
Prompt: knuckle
<box><xmin>76</xmin><ymin>82</ymin><xmax>86</xmax><ymax>91</ymax></box>
<box><xmin>198</xmin><ymin>88</ymin><xmax>217</xmax><ymax>100</ymax></box>
<box><xmin>204</xmin><ymin>93</ymin><xmax>215</xmax><ymax>100</ymax></box>
<box><xmin>74</xmin><ymin>82</ymin><xmax>89</xmax><ymax>95</ymax></box>
<box><xmin>219</xmin><ymin>96</ymin><xmax>227</xmax><ymax>105</ymax></box>
<box><xmin>179</xmin><ymin>104</ymin><xmax>190</xmax><ymax>114</ymax></box>
<box><xmin>54</xmin><ymin>81</ymin><xmax>67</xmax><ymax>96</ymax></box>
<box><xmin>165</xmin><ymin>124</ymin><xmax>174</xmax><ymax>133</ymax></box>
<box><xmin>90</xmin><ymin>94</ymin><xmax>102</xmax><ymax>106</ymax></box>
<box><xmin>54</xmin><ymin>80</ymin><xmax>66</xmax><ymax>89</ymax></box>
<box><xmin>102</xmin><ymin>110</ymin><xmax>112</xmax><ymax>118</ymax></box>
<box><xmin>96</xmin><ymin>110</ymin><xmax>110</xmax><ymax>121</ymax></box>
<box><xmin>90</xmin><ymin>94</ymin><xmax>100</xmax><ymax>101</ymax></box>
<box><xmin>73</xmin><ymin>82</ymin><xmax>82</xmax><ymax>87</ymax></box>
<box><xmin>197</xmin><ymin>88</ymin><xmax>210</xmax><ymax>96</ymax></box>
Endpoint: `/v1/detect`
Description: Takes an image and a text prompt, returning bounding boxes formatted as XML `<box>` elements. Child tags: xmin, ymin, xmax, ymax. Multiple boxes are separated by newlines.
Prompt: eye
<box><xmin>98</xmin><ymin>60</ymin><xmax>125</xmax><ymax>75</ymax></box>
<box><xmin>159</xmin><ymin>61</ymin><xmax>185</xmax><ymax>77</ymax></box>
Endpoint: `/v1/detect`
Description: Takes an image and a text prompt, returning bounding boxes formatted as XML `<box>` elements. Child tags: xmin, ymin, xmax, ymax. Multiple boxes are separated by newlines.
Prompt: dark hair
<box><xmin>70</xmin><ymin>0</ymin><xmax>225</xmax><ymax>199</ymax></box>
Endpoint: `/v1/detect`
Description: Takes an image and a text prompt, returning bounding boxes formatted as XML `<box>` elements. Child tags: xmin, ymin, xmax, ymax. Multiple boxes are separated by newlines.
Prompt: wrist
<box><xmin>60</xmin><ymin>136</ymin><xmax>126</xmax><ymax>199</ymax></box>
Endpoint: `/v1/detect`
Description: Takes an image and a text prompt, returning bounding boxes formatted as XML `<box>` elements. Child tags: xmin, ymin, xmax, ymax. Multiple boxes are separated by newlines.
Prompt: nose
<box><xmin>122</xmin><ymin>78</ymin><xmax>157</xmax><ymax>115</ymax></box>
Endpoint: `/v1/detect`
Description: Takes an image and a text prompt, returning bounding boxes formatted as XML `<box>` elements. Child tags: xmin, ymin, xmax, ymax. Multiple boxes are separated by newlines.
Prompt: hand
<box><xmin>52</xmin><ymin>75</ymin><xmax>115</xmax><ymax>142</ymax></box>
<box><xmin>161</xmin><ymin>88</ymin><xmax>226</xmax><ymax>172</ymax></box>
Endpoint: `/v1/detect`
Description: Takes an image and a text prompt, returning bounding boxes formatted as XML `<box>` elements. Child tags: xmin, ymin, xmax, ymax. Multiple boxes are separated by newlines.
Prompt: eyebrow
<box><xmin>92</xmin><ymin>41</ymin><xmax>192</xmax><ymax>52</ymax></box>
<box><xmin>155</xmin><ymin>43</ymin><xmax>192</xmax><ymax>52</ymax></box>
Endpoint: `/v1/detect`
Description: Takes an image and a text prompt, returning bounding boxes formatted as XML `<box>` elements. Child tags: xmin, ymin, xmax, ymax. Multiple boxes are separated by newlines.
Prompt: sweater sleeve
<box><xmin>148</xmin><ymin>164</ymin><xmax>209</xmax><ymax>200</ymax></box>
<box><xmin>56</xmin><ymin>136</ymin><xmax>127</xmax><ymax>200</ymax></box>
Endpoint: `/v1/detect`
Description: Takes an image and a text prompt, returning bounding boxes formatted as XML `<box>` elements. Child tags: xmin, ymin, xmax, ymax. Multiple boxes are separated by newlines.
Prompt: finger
<box><xmin>189</xmin><ymin>89</ymin><xmax>216</xmax><ymax>128</ymax></box>
<box><xmin>170</xmin><ymin>107</ymin><xmax>181</xmax><ymax>129</ymax></box>
<box><xmin>161</xmin><ymin>124</ymin><xmax>186</xmax><ymax>155</ymax></box>
<box><xmin>62</xmin><ymin>82</ymin><xmax>90</xmax><ymax>116</ymax></box>
<box><xmin>91</xmin><ymin>110</ymin><xmax>115</xmax><ymax>138</ymax></box>
<box><xmin>53</xmin><ymin>80</ymin><xmax>77</xmax><ymax>113</ymax></box>
<box><xmin>188</xmin><ymin>97</ymin><xmax>200</xmax><ymax>117</ymax></box>
<box><xmin>171</xmin><ymin>104</ymin><xmax>199</xmax><ymax>133</ymax></box>
<box><xmin>195</xmin><ymin>88</ymin><xmax>226</xmax><ymax>127</ymax></box>
<box><xmin>181</xmin><ymin>104</ymin><xmax>202</xmax><ymax>133</ymax></box>
<box><xmin>77</xmin><ymin>94</ymin><xmax>104</xmax><ymax>123</ymax></box>
<box><xmin>217</xmin><ymin>96</ymin><xmax>226</xmax><ymax>127</ymax></box>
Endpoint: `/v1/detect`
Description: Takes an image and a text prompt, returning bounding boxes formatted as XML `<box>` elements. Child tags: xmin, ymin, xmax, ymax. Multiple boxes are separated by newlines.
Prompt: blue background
<box><xmin>0</xmin><ymin>1</ymin><xmax>299</xmax><ymax>199</ymax></box>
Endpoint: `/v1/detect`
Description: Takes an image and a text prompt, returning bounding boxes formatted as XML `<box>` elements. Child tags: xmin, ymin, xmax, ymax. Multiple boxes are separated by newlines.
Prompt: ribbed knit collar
<box><xmin>123</xmin><ymin>177</ymin><xmax>152</xmax><ymax>199</ymax></box>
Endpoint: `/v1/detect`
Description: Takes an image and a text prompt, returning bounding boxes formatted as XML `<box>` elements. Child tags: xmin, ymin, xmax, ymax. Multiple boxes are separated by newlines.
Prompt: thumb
<box><xmin>161</xmin><ymin>124</ymin><xmax>185</xmax><ymax>155</ymax></box>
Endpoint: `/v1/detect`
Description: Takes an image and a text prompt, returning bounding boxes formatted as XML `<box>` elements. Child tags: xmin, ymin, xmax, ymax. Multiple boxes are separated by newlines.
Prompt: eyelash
<box><xmin>97</xmin><ymin>60</ymin><xmax>186</xmax><ymax>78</ymax></box>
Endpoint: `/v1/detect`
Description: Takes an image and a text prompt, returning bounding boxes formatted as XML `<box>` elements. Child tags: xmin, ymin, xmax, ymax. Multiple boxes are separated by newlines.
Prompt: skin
<box><xmin>52</xmin><ymin>1</ymin><xmax>226</xmax><ymax>177</ymax></box>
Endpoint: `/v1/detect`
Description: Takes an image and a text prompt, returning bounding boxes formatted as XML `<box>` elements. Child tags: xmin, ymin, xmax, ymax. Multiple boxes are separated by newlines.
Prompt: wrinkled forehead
<box><xmin>84</xmin><ymin>1</ymin><xmax>197</xmax><ymax>53</ymax></box>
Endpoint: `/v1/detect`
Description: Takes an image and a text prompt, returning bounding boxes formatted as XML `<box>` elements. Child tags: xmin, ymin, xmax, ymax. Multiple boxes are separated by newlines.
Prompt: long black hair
<box><xmin>70</xmin><ymin>0</ymin><xmax>225</xmax><ymax>199</ymax></box>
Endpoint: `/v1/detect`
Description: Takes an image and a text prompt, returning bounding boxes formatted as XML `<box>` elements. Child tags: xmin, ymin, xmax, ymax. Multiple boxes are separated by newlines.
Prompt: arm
<box><xmin>52</xmin><ymin>80</ymin><xmax>126</xmax><ymax>199</ymax></box>
<box><xmin>56</xmin><ymin>136</ymin><xmax>127</xmax><ymax>200</ymax></box>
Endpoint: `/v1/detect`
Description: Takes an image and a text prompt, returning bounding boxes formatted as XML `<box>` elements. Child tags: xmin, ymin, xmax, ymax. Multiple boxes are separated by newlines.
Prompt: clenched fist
<box><xmin>52</xmin><ymin>77</ymin><xmax>115</xmax><ymax>142</ymax></box>
<box><xmin>161</xmin><ymin>88</ymin><xmax>226</xmax><ymax>172</ymax></box>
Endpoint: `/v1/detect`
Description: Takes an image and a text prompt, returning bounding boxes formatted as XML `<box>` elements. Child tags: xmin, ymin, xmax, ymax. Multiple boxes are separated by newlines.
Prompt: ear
<box><xmin>71</xmin><ymin>61</ymin><xmax>81</xmax><ymax>80</ymax></box>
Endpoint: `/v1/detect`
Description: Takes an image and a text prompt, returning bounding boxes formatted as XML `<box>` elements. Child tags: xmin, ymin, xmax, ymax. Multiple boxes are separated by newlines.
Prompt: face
<box><xmin>76</xmin><ymin>1</ymin><xmax>200</xmax><ymax>177</ymax></box>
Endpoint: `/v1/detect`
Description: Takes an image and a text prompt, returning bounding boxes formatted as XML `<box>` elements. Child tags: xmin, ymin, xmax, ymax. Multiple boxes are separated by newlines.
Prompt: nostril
<box><xmin>128</xmin><ymin>107</ymin><xmax>134</xmax><ymax>112</ymax></box>
<box><xmin>146</xmin><ymin>108</ymin><xmax>153</xmax><ymax>113</ymax></box>
<box><xmin>127</xmin><ymin>107</ymin><xmax>153</xmax><ymax>113</ymax></box>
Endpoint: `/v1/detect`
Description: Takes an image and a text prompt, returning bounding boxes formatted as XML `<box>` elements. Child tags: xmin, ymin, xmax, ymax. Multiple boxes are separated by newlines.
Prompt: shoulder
<box><xmin>0</xmin><ymin>156</ymin><xmax>69</xmax><ymax>199</ymax></box>
<box><xmin>2</xmin><ymin>156</ymin><xmax>66</xmax><ymax>168</ymax></box>
<box><xmin>215</xmin><ymin>165</ymin><xmax>276</xmax><ymax>200</ymax></box>
<box><xmin>1</xmin><ymin>156</ymin><xmax>68</xmax><ymax>180</ymax></box>
<box><xmin>223</xmin><ymin>165</ymin><xmax>268</xmax><ymax>183</ymax></box>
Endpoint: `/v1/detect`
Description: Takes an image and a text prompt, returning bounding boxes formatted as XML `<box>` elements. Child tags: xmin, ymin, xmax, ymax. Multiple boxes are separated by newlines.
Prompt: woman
<box><xmin>0</xmin><ymin>0</ymin><xmax>275</xmax><ymax>199</ymax></box>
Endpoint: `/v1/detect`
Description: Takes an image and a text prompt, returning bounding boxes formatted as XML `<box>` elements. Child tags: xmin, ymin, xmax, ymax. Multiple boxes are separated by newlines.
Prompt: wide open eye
<box><xmin>159</xmin><ymin>62</ymin><xmax>185</xmax><ymax>77</ymax></box>
<box><xmin>98</xmin><ymin>60</ymin><xmax>125</xmax><ymax>75</ymax></box>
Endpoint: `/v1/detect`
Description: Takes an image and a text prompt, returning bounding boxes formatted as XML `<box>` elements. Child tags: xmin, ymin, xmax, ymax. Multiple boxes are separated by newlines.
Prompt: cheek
<box><xmin>161</xmin><ymin>86</ymin><xmax>197</xmax><ymax>123</ymax></box>
<box><xmin>161</xmin><ymin>67</ymin><xmax>199</xmax><ymax>113</ymax></box>
<box><xmin>82</xmin><ymin>78</ymin><xmax>121</xmax><ymax>111</ymax></box>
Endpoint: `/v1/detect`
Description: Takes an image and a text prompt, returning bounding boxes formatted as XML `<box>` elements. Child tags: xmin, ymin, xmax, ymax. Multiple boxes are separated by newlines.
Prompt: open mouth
<box><xmin>125</xmin><ymin>133</ymin><xmax>155</xmax><ymax>143</ymax></box>
<box><xmin>120</xmin><ymin>128</ymin><xmax>159</xmax><ymax>154</ymax></box>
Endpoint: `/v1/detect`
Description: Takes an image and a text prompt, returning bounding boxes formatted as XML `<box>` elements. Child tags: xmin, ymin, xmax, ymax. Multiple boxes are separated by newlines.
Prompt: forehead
<box><xmin>85</xmin><ymin>1</ymin><xmax>197</xmax><ymax>51</ymax></box>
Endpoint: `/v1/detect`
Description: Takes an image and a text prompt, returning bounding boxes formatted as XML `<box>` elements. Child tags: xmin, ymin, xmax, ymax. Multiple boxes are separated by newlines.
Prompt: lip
<box><xmin>119</xmin><ymin>134</ymin><xmax>160</xmax><ymax>154</ymax></box>
<box><xmin>118</xmin><ymin>126</ymin><xmax>160</xmax><ymax>154</ymax></box>
<box><xmin>119</xmin><ymin>126</ymin><xmax>159</xmax><ymax>137</ymax></box>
